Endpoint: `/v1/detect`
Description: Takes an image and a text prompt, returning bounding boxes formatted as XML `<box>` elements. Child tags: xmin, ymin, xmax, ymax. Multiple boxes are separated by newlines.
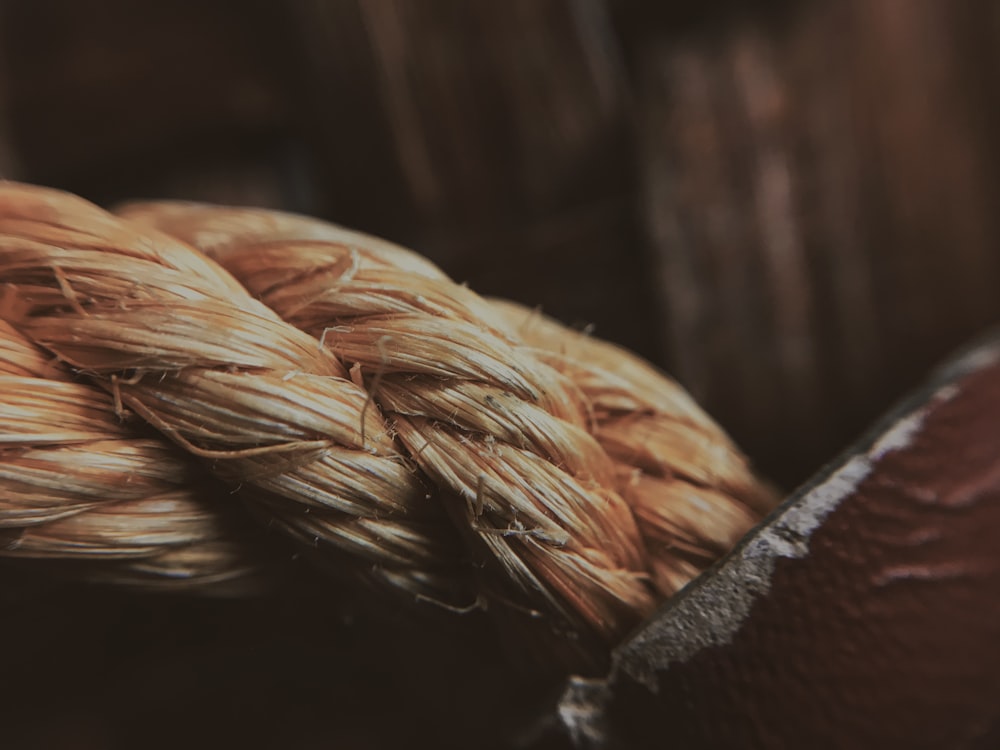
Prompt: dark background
<box><xmin>1</xmin><ymin>1</ymin><xmax>999</xmax><ymax>747</ymax></box>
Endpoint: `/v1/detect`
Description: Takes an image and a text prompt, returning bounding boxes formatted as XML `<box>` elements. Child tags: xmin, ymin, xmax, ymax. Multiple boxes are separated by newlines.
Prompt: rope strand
<box><xmin>0</xmin><ymin>320</ymin><xmax>268</xmax><ymax>592</ymax></box>
<box><xmin>488</xmin><ymin>299</ymin><xmax>778</xmax><ymax>595</ymax></box>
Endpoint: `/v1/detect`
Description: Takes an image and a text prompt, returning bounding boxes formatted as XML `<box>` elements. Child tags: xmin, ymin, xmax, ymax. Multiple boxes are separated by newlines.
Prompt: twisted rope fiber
<box><xmin>118</xmin><ymin>200</ymin><xmax>662</xmax><ymax>640</ymax></box>
<box><xmin>0</xmin><ymin>184</ymin><xmax>465</xmax><ymax>606</ymax></box>
<box><xmin>489</xmin><ymin>300</ymin><xmax>775</xmax><ymax>595</ymax></box>
<box><xmin>0</xmin><ymin>318</ymin><xmax>269</xmax><ymax>591</ymax></box>
<box><xmin>0</xmin><ymin>183</ymin><xmax>776</xmax><ymax>645</ymax></box>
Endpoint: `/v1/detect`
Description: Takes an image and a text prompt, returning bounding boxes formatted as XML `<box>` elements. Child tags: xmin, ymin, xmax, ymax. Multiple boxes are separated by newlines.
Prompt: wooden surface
<box><xmin>636</xmin><ymin>0</ymin><xmax>1000</xmax><ymax>484</ymax></box>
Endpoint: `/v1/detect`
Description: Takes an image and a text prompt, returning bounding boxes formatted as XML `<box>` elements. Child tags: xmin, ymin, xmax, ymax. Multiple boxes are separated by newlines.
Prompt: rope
<box><xmin>0</xmin><ymin>320</ymin><xmax>267</xmax><ymax>592</ymax></box>
<box><xmin>490</xmin><ymin>299</ymin><xmax>775</xmax><ymax>596</ymax></box>
<box><xmin>0</xmin><ymin>182</ymin><xmax>776</xmax><ymax>648</ymax></box>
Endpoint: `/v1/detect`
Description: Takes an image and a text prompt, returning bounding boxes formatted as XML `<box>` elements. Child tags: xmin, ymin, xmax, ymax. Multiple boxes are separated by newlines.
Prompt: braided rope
<box><xmin>0</xmin><ymin>320</ymin><xmax>267</xmax><ymax>592</ymax></box>
<box><xmin>0</xmin><ymin>183</ymin><xmax>776</xmax><ymax>646</ymax></box>
<box><xmin>118</xmin><ymin>200</ymin><xmax>662</xmax><ymax>639</ymax></box>
<box><xmin>489</xmin><ymin>300</ymin><xmax>774</xmax><ymax>595</ymax></box>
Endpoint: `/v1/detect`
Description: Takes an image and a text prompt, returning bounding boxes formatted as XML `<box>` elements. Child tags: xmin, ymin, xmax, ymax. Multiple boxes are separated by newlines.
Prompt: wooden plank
<box><xmin>636</xmin><ymin>0</ymin><xmax>1000</xmax><ymax>484</ymax></box>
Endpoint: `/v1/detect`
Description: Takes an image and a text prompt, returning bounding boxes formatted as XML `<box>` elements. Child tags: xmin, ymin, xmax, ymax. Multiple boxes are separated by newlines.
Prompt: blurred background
<box><xmin>2</xmin><ymin>0</ymin><xmax>1000</xmax><ymax>747</ymax></box>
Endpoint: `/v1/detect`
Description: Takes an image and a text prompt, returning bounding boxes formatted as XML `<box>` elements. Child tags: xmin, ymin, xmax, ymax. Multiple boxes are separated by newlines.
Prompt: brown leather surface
<box><xmin>600</xmin><ymin>344</ymin><xmax>1000</xmax><ymax>749</ymax></box>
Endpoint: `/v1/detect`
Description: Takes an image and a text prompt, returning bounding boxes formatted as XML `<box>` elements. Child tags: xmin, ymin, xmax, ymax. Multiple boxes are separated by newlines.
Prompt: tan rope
<box><xmin>116</xmin><ymin>200</ymin><xmax>656</xmax><ymax>640</ymax></box>
<box><xmin>0</xmin><ymin>182</ymin><xmax>777</xmax><ymax>647</ymax></box>
<box><xmin>0</xmin><ymin>320</ymin><xmax>267</xmax><ymax>592</ymax></box>
<box><xmin>0</xmin><ymin>183</ymin><xmax>465</xmax><ymax>604</ymax></box>
<box><xmin>488</xmin><ymin>300</ymin><xmax>775</xmax><ymax>596</ymax></box>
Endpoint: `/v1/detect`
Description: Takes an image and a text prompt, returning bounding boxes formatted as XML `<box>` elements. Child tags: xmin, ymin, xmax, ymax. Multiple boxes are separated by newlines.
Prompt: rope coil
<box><xmin>0</xmin><ymin>183</ymin><xmax>776</xmax><ymax>648</ymax></box>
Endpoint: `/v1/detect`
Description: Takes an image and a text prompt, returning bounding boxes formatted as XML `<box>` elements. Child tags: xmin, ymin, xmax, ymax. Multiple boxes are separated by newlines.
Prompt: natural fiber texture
<box><xmin>0</xmin><ymin>182</ymin><xmax>777</xmax><ymax>646</ymax></box>
<box><xmin>0</xmin><ymin>320</ymin><xmax>266</xmax><ymax>592</ymax></box>
<box><xmin>0</xmin><ymin>183</ymin><xmax>464</xmax><ymax>604</ymax></box>
<box><xmin>117</xmin><ymin>200</ymin><xmax>654</xmax><ymax>640</ymax></box>
<box><xmin>489</xmin><ymin>300</ymin><xmax>774</xmax><ymax>596</ymax></box>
